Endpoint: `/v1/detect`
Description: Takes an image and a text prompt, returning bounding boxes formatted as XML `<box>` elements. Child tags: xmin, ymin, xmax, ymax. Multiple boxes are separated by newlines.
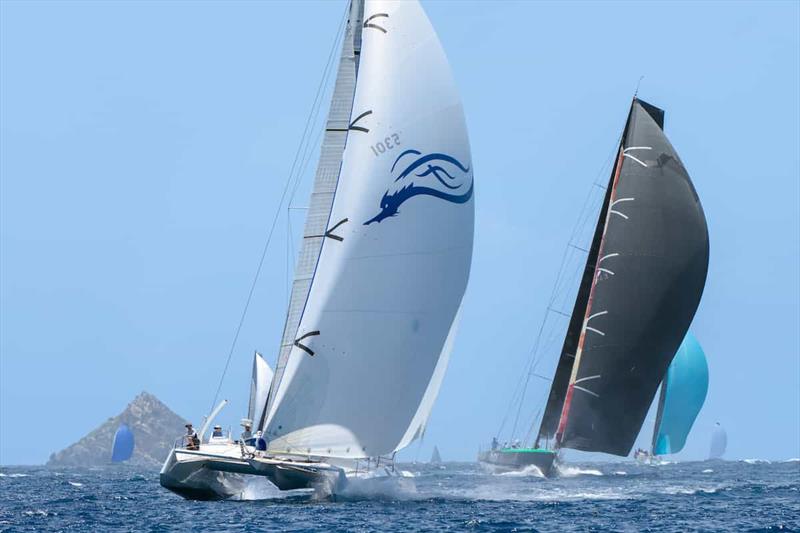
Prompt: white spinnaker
<box><xmin>265</xmin><ymin>0</ymin><xmax>473</xmax><ymax>458</ymax></box>
<box><xmin>248</xmin><ymin>352</ymin><xmax>273</xmax><ymax>428</ymax></box>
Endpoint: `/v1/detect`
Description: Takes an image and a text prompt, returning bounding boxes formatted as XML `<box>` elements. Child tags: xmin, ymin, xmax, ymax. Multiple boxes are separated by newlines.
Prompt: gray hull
<box><xmin>159</xmin><ymin>448</ymin><xmax>249</xmax><ymax>500</ymax></box>
<box><xmin>478</xmin><ymin>450</ymin><xmax>557</xmax><ymax>477</ymax></box>
<box><xmin>159</xmin><ymin>447</ymin><xmax>347</xmax><ymax>500</ymax></box>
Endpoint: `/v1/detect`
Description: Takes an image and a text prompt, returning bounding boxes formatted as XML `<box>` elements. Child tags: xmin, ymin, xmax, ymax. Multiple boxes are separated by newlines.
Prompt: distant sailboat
<box><xmin>635</xmin><ymin>332</ymin><xmax>709</xmax><ymax>463</ymax></box>
<box><xmin>481</xmin><ymin>98</ymin><xmax>709</xmax><ymax>476</ymax></box>
<box><xmin>431</xmin><ymin>446</ymin><xmax>442</xmax><ymax>464</ymax></box>
<box><xmin>111</xmin><ymin>423</ymin><xmax>134</xmax><ymax>463</ymax></box>
<box><xmin>709</xmin><ymin>422</ymin><xmax>728</xmax><ymax>459</ymax></box>
<box><xmin>161</xmin><ymin>0</ymin><xmax>473</xmax><ymax>500</ymax></box>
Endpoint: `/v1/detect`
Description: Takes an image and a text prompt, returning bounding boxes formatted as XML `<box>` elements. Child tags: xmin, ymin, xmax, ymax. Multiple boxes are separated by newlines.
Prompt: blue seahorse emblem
<box><xmin>364</xmin><ymin>149</ymin><xmax>473</xmax><ymax>225</ymax></box>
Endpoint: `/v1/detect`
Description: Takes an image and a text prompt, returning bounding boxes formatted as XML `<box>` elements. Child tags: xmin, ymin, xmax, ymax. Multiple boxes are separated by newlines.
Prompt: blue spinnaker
<box><xmin>111</xmin><ymin>423</ymin><xmax>135</xmax><ymax>463</ymax></box>
<box><xmin>652</xmin><ymin>333</ymin><xmax>709</xmax><ymax>455</ymax></box>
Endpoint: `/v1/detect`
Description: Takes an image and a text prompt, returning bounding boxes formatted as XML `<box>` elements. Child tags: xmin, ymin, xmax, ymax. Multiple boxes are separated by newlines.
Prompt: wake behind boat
<box><xmin>161</xmin><ymin>0</ymin><xmax>474</xmax><ymax>500</ymax></box>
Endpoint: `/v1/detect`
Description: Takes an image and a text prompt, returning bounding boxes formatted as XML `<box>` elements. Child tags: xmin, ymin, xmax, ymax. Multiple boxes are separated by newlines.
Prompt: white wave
<box><xmin>702</xmin><ymin>469</ymin><xmax>714</xmax><ymax>473</ymax></box>
<box><xmin>662</xmin><ymin>485</ymin><xmax>721</xmax><ymax>495</ymax></box>
<box><xmin>68</xmin><ymin>481</ymin><xmax>83</xmax><ymax>487</ymax></box>
<box><xmin>335</xmin><ymin>474</ymin><xmax>418</xmax><ymax>500</ymax></box>
<box><xmin>235</xmin><ymin>477</ymin><xmax>285</xmax><ymax>501</ymax></box>
<box><xmin>497</xmin><ymin>464</ymin><xmax>545</xmax><ymax>478</ymax></box>
<box><xmin>613</xmin><ymin>471</ymin><xmax>627</xmax><ymax>476</ymax></box>
<box><xmin>556</xmin><ymin>465</ymin><xmax>603</xmax><ymax>477</ymax></box>
<box><xmin>783</xmin><ymin>458</ymin><xmax>799</xmax><ymax>463</ymax></box>
<box><xmin>0</xmin><ymin>473</ymin><xmax>29</xmax><ymax>478</ymax></box>
<box><xmin>23</xmin><ymin>510</ymin><xmax>50</xmax><ymax>517</ymax></box>
<box><xmin>743</xmin><ymin>459</ymin><xmax>771</xmax><ymax>464</ymax></box>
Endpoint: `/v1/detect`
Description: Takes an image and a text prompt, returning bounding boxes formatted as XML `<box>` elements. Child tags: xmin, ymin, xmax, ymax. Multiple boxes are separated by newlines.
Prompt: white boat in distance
<box><xmin>160</xmin><ymin>0</ymin><xmax>474</xmax><ymax>500</ymax></box>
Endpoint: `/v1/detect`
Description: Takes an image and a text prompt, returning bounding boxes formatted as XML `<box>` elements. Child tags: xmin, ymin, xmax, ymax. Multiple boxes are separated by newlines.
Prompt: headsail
<box><xmin>553</xmin><ymin>98</ymin><xmax>709</xmax><ymax>456</ymax></box>
<box><xmin>264</xmin><ymin>0</ymin><xmax>474</xmax><ymax>459</ymax></box>
<box><xmin>248</xmin><ymin>352</ymin><xmax>273</xmax><ymax>430</ymax></box>
<box><xmin>651</xmin><ymin>332</ymin><xmax>709</xmax><ymax>455</ymax></box>
<box><xmin>709</xmin><ymin>422</ymin><xmax>727</xmax><ymax>459</ymax></box>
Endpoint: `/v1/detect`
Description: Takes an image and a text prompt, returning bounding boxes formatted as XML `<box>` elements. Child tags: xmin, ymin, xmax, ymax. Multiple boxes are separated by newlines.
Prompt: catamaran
<box><xmin>160</xmin><ymin>0</ymin><xmax>474</xmax><ymax>500</ymax></box>
<box><xmin>480</xmin><ymin>98</ymin><xmax>709</xmax><ymax>476</ymax></box>
<box><xmin>634</xmin><ymin>332</ymin><xmax>709</xmax><ymax>464</ymax></box>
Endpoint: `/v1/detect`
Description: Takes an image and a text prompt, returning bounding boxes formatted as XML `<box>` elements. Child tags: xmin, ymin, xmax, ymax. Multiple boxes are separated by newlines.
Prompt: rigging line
<box><xmin>207</xmin><ymin>3</ymin><xmax>350</xmax><ymax>415</ymax></box>
<box><xmin>498</xmin><ymin>130</ymin><xmax>624</xmax><ymax>441</ymax></box>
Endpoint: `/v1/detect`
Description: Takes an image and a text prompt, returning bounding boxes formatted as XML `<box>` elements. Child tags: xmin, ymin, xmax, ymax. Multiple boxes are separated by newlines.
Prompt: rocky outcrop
<box><xmin>47</xmin><ymin>391</ymin><xmax>187</xmax><ymax>468</ymax></box>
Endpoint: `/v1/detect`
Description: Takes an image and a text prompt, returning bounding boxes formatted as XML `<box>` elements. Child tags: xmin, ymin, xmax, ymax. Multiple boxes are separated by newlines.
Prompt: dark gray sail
<box><xmin>536</xmin><ymin>178</ymin><xmax>614</xmax><ymax>446</ymax></box>
<box><xmin>556</xmin><ymin>98</ymin><xmax>709</xmax><ymax>456</ymax></box>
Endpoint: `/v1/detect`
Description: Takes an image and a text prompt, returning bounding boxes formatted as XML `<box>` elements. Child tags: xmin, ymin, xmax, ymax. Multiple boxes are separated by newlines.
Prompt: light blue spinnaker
<box><xmin>651</xmin><ymin>333</ymin><xmax>709</xmax><ymax>456</ymax></box>
<box><xmin>111</xmin><ymin>423</ymin><xmax>135</xmax><ymax>463</ymax></box>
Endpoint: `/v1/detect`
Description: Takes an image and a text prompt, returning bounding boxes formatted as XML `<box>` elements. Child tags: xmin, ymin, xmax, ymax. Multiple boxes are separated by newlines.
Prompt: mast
<box><xmin>651</xmin><ymin>380</ymin><xmax>668</xmax><ymax>455</ymax></box>
<box><xmin>260</xmin><ymin>0</ymin><xmax>474</xmax><ymax>459</ymax></box>
<box><xmin>534</xmin><ymin>123</ymin><xmax>625</xmax><ymax>448</ymax></box>
<box><xmin>553</xmin><ymin>98</ymin><xmax>709</xmax><ymax>456</ymax></box>
<box><xmin>261</xmin><ymin>0</ymin><xmax>364</xmax><ymax>431</ymax></box>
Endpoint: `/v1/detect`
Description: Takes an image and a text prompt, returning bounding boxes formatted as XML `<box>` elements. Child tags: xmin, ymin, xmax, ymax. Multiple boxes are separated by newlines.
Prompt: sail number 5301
<box><xmin>370</xmin><ymin>133</ymin><xmax>401</xmax><ymax>157</ymax></box>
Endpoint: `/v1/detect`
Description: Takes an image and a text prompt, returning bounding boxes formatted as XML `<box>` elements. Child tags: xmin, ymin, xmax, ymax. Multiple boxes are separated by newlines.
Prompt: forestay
<box><xmin>264</xmin><ymin>0</ymin><xmax>474</xmax><ymax>459</ymax></box>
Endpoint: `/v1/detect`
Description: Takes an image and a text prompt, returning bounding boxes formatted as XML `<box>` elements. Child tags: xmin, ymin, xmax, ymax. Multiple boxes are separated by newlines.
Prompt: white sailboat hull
<box><xmin>159</xmin><ymin>443</ymin><xmax>348</xmax><ymax>499</ymax></box>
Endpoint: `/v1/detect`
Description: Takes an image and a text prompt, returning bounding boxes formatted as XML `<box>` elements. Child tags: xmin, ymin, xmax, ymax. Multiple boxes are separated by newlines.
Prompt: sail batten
<box><xmin>262</xmin><ymin>0</ymin><xmax>364</xmax><ymax>431</ymax></box>
<box><xmin>263</xmin><ymin>0</ymin><xmax>473</xmax><ymax>459</ymax></box>
<box><xmin>554</xmin><ymin>98</ymin><xmax>709</xmax><ymax>456</ymax></box>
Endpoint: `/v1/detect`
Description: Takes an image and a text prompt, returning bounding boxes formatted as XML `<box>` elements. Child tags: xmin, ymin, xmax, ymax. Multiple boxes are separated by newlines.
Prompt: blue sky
<box><xmin>1</xmin><ymin>1</ymin><xmax>798</xmax><ymax>465</ymax></box>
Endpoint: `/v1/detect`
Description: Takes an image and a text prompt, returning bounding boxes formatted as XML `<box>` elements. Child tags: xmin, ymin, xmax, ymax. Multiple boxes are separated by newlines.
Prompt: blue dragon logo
<box><xmin>364</xmin><ymin>149</ymin><xmax>473</xmax><ymax>225</ymax></box>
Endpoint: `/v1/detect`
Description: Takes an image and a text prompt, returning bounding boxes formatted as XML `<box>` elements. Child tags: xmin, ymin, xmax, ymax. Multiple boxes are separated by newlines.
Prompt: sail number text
<box><xmin>370</xmin><ymin>133</ymin><xmax>401</xmax><ymax>157</ymax></box>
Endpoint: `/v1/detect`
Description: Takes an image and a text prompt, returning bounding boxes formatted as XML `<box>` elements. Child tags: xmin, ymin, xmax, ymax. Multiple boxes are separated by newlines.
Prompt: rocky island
<box><xmin>47</xmin><ymin>391</ymin><xmax>187</xmax><ymax>468</ymax></box>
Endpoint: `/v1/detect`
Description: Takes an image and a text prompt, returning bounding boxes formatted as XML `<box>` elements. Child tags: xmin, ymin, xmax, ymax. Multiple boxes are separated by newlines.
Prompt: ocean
<box><xmin>1</xmin><ymin>459</ymin><xmax>798</xmax><ymax>532</ymax></box>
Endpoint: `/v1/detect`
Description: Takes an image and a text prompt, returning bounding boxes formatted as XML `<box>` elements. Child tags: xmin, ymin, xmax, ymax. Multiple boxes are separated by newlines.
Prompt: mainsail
<box><xmin>651</xmin><ymin>332</ymin><xmax>709</xmax><ymax>456</ymax></box>
<box><xmin>431</xmin><ymin>446</ymin><xmax>442</xmax><ymax>464</ymax></box>
<box><xmin>248</xmin><ymin>352</ymin><xmax>273</xmax><ymax>430</ymax></box>
<box><xmin>536</xmin><ymin>98</ymin><xmax>709</xmax><ymax>457</ymax></box>
<box><xmin>263</xmin><ymin>0</ymin><xmax>474</xmax><ymax>459</ymax></box>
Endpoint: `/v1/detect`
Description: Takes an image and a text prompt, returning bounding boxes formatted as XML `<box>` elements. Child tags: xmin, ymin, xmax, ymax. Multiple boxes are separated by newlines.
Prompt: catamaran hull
<box><xmin>159</xmin><ymin>448</ymin><xmax>249</xmax><ymax>500</ymax></box>
<box><xmin>478</xmin><ymin>450</ymin><xmax>557</xmax><ymax>477</ymax></box>
<box><xmin>159</xmin><ymin>447</ymin><xmax>347</xmax><ymax>500</ymax></box>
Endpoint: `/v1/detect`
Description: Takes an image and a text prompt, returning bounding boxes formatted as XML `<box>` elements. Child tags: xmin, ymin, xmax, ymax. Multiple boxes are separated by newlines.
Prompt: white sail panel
<box><xmin>262</xmin><ymin>0</ymin><xmax>363</xmax><ymax>429</ymax></box>
<box><xmin>248</xmin><ymin>352</ymin><xmax>273</xmax><ymax>429</ymax></box>
<box><xmin>266</xmin><ymin>0</ymin><xmax>473</xmax><ymax>458</ymax></box>
<box><xmin>395</xmin><ymin>306</ymin><xmax>461</xmax><ymax>451</ymax></box>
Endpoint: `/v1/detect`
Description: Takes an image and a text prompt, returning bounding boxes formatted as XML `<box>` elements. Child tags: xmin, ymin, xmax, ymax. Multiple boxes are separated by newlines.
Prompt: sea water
<box><xmin>1</xmin><ymin>459</ymin><xmax>797</xmax><ymax>531</ymax></box>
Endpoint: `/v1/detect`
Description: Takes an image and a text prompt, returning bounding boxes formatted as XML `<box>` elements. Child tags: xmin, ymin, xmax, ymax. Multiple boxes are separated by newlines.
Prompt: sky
<box><xmin>1</xmin><ymin>0</ymin><xmax>798</xmax><ymax>466</ymax></box>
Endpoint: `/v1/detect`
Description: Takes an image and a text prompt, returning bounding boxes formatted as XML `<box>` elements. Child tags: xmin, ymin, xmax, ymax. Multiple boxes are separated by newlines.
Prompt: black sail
<box><xmin>557</xmin><ymin>99</ymin><xmax>709</xmax><ymax>456</ymax></box>
<box><xmin>535</xmin><ymin>173</ymin><xmax>615</xmax><ymax>445</ymax></box>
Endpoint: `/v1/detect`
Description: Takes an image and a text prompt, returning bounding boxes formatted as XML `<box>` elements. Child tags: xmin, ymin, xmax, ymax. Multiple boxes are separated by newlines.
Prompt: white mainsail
<box><xmin>264</xmin><ymin>0</ymin><xmax>474</xmax><ymax>459</ymax></box>
<box><xmin>247</xmin><ymin>352</ymin><xmax>273</xmax><ymax>429</ymax></box>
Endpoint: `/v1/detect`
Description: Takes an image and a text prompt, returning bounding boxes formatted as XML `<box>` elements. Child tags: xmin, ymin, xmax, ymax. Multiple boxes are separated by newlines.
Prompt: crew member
<box><xmin>185</xmin><ymin>423</ymin><xmax>199</xmax><ymax>450</ymax></box>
